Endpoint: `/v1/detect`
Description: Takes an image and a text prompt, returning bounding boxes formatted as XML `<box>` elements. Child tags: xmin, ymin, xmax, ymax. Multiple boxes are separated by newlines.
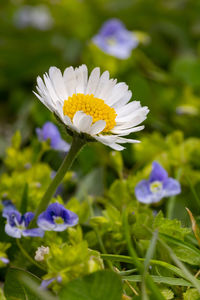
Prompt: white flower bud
<box><xmin>35</xmin><ymin>246</ymin><xmax>49</xmax><ymax>261</ymax></box>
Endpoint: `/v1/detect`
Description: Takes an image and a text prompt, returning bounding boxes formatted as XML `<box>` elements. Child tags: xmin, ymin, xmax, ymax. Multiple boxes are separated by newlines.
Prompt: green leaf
<box><xmin>160</xmin><ymin>288</ymin><xmax>174</xmax><ymax>300</ymax></box>
<box><xmin>153</xmin><ymin>211</ymin><xmax>190</xmax><ymax>240</ymax></box>
<box><xmin>20</xmin><ymin>183</ymin><xmax>29</xmax><ymax>214</ymax></box>
<box><xmin>183</xmin><ymin>288</ymin><xmax>200</xmax><ymax>300</ymax></box>
<box><xmin>160</xmin><ymin>233</ymin><xmax>200</xmax><ymax>265</ymax></box>
<box><xmin>4</xmin><ymin>268</ymin><xmax>41</xmax><ymax>300</ymax></box>
<box><xmin>59</xmin><ymin>270</ymin><xmax>123</xmax><ymax>300</ymax></box>
<box><xmin>123</xmin><ymin>275</ymin><xmax>191</xmax><ymax>286</ymax></box>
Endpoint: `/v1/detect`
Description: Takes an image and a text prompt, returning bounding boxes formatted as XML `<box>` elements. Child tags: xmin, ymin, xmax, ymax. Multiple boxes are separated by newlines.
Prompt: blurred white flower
<box><xmin>14</xmin><ymin>5</ymin><xmax>53</xmax><ymax>30</ymax></box>
<box><xmin>35</xmin><ymin>245</ymin><xmax>49</xmax><ymax>261</ymax></box>
<box><xmin>34</xmin><ymin>65</ymin><xmax>149</xmax><ymax>151</ymax></box>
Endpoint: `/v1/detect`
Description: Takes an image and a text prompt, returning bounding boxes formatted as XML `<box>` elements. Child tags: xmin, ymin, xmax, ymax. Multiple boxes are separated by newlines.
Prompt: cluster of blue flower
<box><xmin>2</xmin><ymin>201</ymin><xmax>78</xmax><ymax>238</ymax></box>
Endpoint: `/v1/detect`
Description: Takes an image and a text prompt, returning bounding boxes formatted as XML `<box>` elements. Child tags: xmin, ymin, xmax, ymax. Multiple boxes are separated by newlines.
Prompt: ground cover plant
<box><xmin>1</xmin><ymin>0</ymin><xmax>200</xmax><ymax>299</ymax></box>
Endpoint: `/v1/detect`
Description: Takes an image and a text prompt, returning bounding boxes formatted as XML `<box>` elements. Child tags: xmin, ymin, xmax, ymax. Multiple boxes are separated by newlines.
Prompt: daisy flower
<box><xmin>34</xmin><ymin>65</ymin><xmax>149</xmax><ymax>151</ymax></box>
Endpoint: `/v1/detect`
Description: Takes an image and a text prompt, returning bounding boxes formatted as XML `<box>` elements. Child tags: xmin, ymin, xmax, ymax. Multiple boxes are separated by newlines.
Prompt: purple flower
<box><xmin>2</xmin><ymin>200</ymin><xmax>16</xmax><ymax>218</ymax></box>
<box><xmin>93</xmin><ymin>19</ymin><xmax>138</xmax><ymax>59</ymax></box>
<box><xmin>41</xmin><ymin>276</ymin><xmax>62</xmax><ymax>289</ymax></box>
<box><xmin>37</xmin><ymin>203</ymin><xmax>78</xmax><ymax>232</ymax></box>
<box><xmin>135</xmin><ymin>162</ymin><xmax>181</xmax><ymax>204</ymax></box>
<box><xmin>0</xmin><ymin>257</ymin><xmax>9</xmax><ymax>265</ymax></box>
<box><xmin>36</xmin><ymin>122</ymin><xmax>70</xmax><ymax>152</ymax></box>
<box><xmin>5</xmin><ymin>210</ymin><xmax>44</xmax><ymax>238</ymax></box>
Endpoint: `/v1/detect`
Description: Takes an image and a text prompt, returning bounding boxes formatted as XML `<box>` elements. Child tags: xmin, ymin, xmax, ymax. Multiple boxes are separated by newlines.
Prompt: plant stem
<box><xmin>16</xmin><ymin>239</ymin><xmax>46</xmax><ymax>271</ymax></box>
<box><xmin>31</xmin><ymin>136</ymin><xmax>85</xmax><ymax>227</ymax></box>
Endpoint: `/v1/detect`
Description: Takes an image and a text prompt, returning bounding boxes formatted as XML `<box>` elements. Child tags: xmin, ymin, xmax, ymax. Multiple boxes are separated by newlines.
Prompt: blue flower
<box><xmin>135</xmin><ymin>162</ymin><xmax>181</xmax><ymax>204</ymax></box>
<box><xmin>2</xmin><ymin>200</ymin><xmax>16</xmax><ymax>218</ymax></box>
<box><xmin>36</xmin><ymin>122</ymin><xmax>70</xmax><ymax>152</ymax></box>
<box><xmin>93</xmin><ymin>19</ymin><xmax>138</xmax><ymax>59</ymax></box>
<box><xmin>41</xmin><ymin>276</ymin><xmax>62</xmax><ymax>289</ymax></box>
<box><xmin>37</xmin><ymin>203</ymin><xmax>78</xmax><ymax>232</ymax></box>
<box><xmin>5</xmin><ymin>210</ymin><xmax>44</xmax><ymax>238</ymax></box>
<box><xmin>0</xmin><ymin>257</ymin><xmax>9</xmax><ymax>265</ymax></box>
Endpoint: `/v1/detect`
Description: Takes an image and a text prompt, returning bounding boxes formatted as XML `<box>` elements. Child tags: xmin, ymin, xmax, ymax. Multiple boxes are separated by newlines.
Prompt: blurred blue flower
<box><xmin>37</xmin><ymin>203</ymin><xmax>78</xmax><ymax>232</ymax></box>
<box><xmin>5</xmin><ymin>210</ymin><xmax>44</xmax><ymax>238</ymax></box>
<box><xmin>2</xmin><ymin>200</ymin><xmax>16</xmax><ymax>218</ymax></box>
<box><xmin>93</xmin><ymin>19</ymin><xmax>139</xmax><ymax>59</ymax></box>
<box><xmin>36</xmin><ymin>122</ymin><xmax>70</xmax><ymax>152</ymax></box>
<box><xmin>135</xmin><ymin>162</ymin><xmax>181</xmax><ymax>204</ymax></box>
<box><xmin>0</xmin><ymin>257</ymin><xmax>9</xmax><ymax>265</ymax></box>
<box><xmin>41</xmin><ymin>276</ymin><xmax>62</xmax><ymax>289</ymax></box>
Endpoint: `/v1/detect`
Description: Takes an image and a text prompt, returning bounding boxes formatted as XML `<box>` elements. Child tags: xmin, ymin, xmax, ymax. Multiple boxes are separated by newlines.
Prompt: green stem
<box><xmin>16</xmin><ymin>239</ymin><xmax>46</xmax><ymax>271</ymax></box>
<box><xmin>166</xmin><ymin>168</ymin><xmax>182</xmax><ymax>219</ymax></box>
<box><xmin>31</xmin><ymin>136</ymin><xmax>85</xmax><ymax>227</ymax></box>
<box><xmin>123</xmin><ymin>210</ymin><xmax>165</xmax><ymax>300</ymax></box>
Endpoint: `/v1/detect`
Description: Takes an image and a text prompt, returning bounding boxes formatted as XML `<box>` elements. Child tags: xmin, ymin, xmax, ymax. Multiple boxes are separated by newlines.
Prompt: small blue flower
<box><xmin>5</xmin><ymin>210</ymin><xmax>44</xmax><ymax>238</ymax></box>
<box><xmin>37</xmin><ymin>203</ymin><xmax>78</xmax><ymax>232</ymax></box>
<box><xmin>0</xmin><ymin>257</ymin><xmax>9</xmax><ymax>265</ymax></box>
<box><xmin>41</xmin><ymin>276</ymin><xmax>62</xmax><ymax>289</ymax></box>
<box><xmin>93</xmin><ymin>19</ymin><xmax>138</xmax><ymax>59</ymax></box>
<box><xmin>36</xmin><ymin>122</ymin><xmax>70</xmax><ymax>152</ymax></box>
<box><xmin>135</xmin><ymin>162</ymin><xmax>181</xmax><ymax>204</ymax></box>
<box><xmin>2</xmin><ymin>200</ymin><xmax>16</xmax><ymax>218</ymax></box>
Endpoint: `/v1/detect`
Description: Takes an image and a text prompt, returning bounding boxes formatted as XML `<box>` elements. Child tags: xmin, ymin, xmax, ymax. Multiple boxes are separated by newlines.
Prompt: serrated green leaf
<box><xmin>183</xmin><ymin>288</ymin><xmax>200</xmax><ymax>300</ymax></box>
<box><xmin>153</xmin><ymin>211</ymin><xmax>190</xmax><ymax>240</ymax></box>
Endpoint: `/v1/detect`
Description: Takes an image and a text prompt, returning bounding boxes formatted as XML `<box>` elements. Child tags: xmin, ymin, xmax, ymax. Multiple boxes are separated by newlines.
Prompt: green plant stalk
<box><xmin>123</xmin><ymin>211</ymin><xmax>165</xmax><ymax>300</ymax></box>
<box><xmin>16</xmin><ymin>240</ymin><xmax>46</xmax><ymax>271</ymax></box>
<box><xmin>31</xmin><ymin>136</ymin><xmax>85</xmax><ymax>227</ymax></box>
<box><xmin>166</xmin><ymin>168</ymin><xmax>182</xmax><ymax>219</ymax></box>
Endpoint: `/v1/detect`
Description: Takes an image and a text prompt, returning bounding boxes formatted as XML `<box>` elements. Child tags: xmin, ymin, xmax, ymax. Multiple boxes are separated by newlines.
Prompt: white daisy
<box><xmin>34</xmin><ymin>65</ymin><xmax>149</xmax><ymax>151</ymax></box>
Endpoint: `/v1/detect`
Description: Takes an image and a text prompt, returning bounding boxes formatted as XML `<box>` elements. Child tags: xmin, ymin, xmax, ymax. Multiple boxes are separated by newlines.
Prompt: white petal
<box><xmin>109</xmin><ymin>143</ymin><xmax>125</xmax><ymax>151</ymax></box>
<box><xmin>94</xmin><ymin>71</ymin><xmax>110</xmax><ymax>98</ymax></box>
<box><xmin>106</xmin><ymin>83</ymin><xmax>128</xmax><ymax>106</ymax></box>
<box><xmin>85</xmin><ymin>67</ymin><xmax>100</xmax><ymax>95</ymax></box>
<box><xmin>111</xmin><ymin>125</ymin><xmax>145</xmax><ymax>135</ymax></box>
<box><xmin>75</xmin><ymin>65</ymin><xmax>88</xmax><ymax>94</ymax></box>
<box><xmin>95</xmin><ymin>136</ymin><xmax>125</xmax><ymax>151</ymax></box>
<box><xmin>115</xmin><ymin>101</ymin><xmax>141</xmax><ymax>118</ymax></box>
<box><xmin>5</xmin><ymin>224</ymin><xmax>22</xmax><ymax>238</ymax></box>
<box><xmin>116</xmin><ymin>106</ymin><xmax>148</xmax><ymax>123</ymax></box>
<box><xmin>43</xmin><ymin>73</ymin><xmax>60</xmax><ymax>105</ymax></box>
<box><xmin>78</xmin><ymin>114</ymin><xmax>93</xmax><ymax>133</ymax></box>
<box><xmin>114</xmin><ymin>137</ymin><xmax>140</xmax><ymax>144</ymax></box>
<box><xmin>63</xmin><ymin>66</ymin><xmax>76</xmax><ymax>97</ymax></box>
<box><xmin>112</xmin><ymin>90</ymin><xmax>132</xmax><ymax>109</ymax></box>
<box><xmin>33</xmin><ymin>91</ymin><xmax>54</xmax><ymax>112</ymax></box>
<box><xmin>97</xmin><ymin>79</ymin><xmax>117</xmax><ymax>102</ymax></box>
<box><xmin>114</xmin><ymin>108</ymin><xmax>149</xmax><ymax>130</ymax></box>
<box><xmin>49</xmin><ymin>67</ymin><xmax>68</xmax><ymax>101</ymax></box>
<box><xmin>89</xmin><ymin>120</ymin><xmax>106</xmax><ymax>135</ymax></box>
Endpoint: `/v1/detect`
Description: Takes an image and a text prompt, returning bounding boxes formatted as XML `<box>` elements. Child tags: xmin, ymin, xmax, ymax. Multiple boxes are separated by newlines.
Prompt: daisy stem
<box><xmin>30</xmin><ymin>136</ymin><xmax>85</xmax><ymax>227</ymax></box>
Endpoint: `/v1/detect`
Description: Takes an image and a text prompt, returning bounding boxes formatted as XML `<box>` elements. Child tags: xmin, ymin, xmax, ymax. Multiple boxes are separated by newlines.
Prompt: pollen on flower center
<box><xmin>63</xmin><ymin>93</ymin><xmax>117</xmax><ymax>133</ymax></box>
<box><xmin>150</xmin><ymin>181</ymin><xmax>163</xmax><ymax>194</ymax></box>
<box><xmin>54</xmin><ymin>216</ymin><xmax>64</xmax><ymax>225</ymax></box>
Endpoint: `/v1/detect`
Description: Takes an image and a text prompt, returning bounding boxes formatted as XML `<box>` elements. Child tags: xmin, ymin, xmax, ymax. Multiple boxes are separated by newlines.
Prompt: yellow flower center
<box><xmin>150</xmin><ymin>181</ymin><xmax>163</xmax><ymax>193</ymax></box>
<box><xmin>54</xmin><ymin>216</ymin><xmax>64</xmax><ymax>225</ymax></box>
<box><xmin>63</xmin><ymin>93</ymin><xmax>117</xmax><ymax>133</ymax></box>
